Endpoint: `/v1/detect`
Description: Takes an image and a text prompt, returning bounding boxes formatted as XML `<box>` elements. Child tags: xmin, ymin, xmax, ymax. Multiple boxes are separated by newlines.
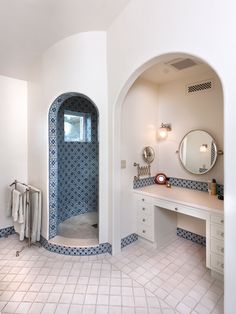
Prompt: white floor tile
<box><xmin>0</xmin><ymin>235</ymin><xmax>224</xmax><ymax>314</ymax></box>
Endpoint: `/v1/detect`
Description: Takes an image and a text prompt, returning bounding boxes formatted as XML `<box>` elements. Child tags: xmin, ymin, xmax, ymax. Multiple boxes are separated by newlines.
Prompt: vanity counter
<box><xmin>134</xmin><ymin>184</ymin><xmax>224</xmax><ymax>214</ymax></box>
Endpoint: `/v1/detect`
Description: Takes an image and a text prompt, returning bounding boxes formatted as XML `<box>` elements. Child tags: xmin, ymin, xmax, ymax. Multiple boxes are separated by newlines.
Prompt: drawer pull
<box><xmin>142</xmin><ymin>207</ymin><xmax>146</xmax><ymax>211</ymax></box>
<box><xmin>220</xmin><ymin>219</ymin><xmax>224</xmax><ymax>223</ymax></box>
<box><xmin>142</xmin><ymin>218</ymin><xmax>146</xmax><ymax>222</ymax></box>
<box><xmin>142</xmin><ymin>230</ymin><xmax>146</xmax><ymax>234</ymax></box>
<box><xmin>221</xmin><ymin>232</ymin><xmax>224</xmax><ymax>237</ymax></box>
<box><xmin>221</xmin><ymin>248</ymin><xmax>224</xmax><ymax>253</ymax></box>
<box><xmin>142</xmin><ymin>198</ymin><xmax>145</xmax><ymax>202</ymax></box>
<box><xmin>175</xmin><ymin>207</ymin><xmax>178</xmax><ymax>211</ymax></box>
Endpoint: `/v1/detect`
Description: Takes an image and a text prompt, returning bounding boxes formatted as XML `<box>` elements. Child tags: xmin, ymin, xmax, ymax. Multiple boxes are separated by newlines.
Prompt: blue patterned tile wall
<box><xmin>133</xmin><ymin>176</ymin><xmax>224</xmax><ymax>195</ymax></box>
<box><xmin>57</xmin><ymin>97</ymin><xmax>98</xmax><ymax>224</ymax></box>
<box><xmin>48</xmin><ymin>93</ymin><xmax>99</xmax><ymax>239</ymax></box>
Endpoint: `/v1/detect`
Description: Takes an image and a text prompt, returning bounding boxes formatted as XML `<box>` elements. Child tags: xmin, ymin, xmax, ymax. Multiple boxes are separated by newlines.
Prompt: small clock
<box><xmin>155</xmin><ymin>173</ymin><xmax>167</xmax><ymax>185</ymax></box>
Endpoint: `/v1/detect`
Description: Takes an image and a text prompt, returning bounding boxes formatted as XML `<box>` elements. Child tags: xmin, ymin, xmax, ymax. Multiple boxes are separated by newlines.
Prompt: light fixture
<box><xmin>158</xmin><ymin>123</ymin><xmax>172</xmax><ymax>139</ymax></box>
<box><xmin>200</xmin><ymin>144</ymin><xmax>208</xmax><ymax>152</ymax></box>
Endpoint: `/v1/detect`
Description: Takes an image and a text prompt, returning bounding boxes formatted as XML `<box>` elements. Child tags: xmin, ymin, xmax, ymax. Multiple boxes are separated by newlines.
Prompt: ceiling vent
<box><xmin>186</xmin><ymin>79</ymin><xmax>214</xmax><ymax>94</ymax></box>
<box><xmin>168</xmin><ymin>58</ymin><xmax>197</xmax><ymax>71</ymax></box>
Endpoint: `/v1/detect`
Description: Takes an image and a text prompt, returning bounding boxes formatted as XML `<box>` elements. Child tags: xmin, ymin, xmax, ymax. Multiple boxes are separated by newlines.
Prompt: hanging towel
<box><xmin>29</xmin><ymin>185</ymin><xmax>41</xmax><ymax>243</ymax></box>
<box><xmin>12</xmin><ymin>190</ymin><xmax>21</xmax><ymax>222</ymax></box>
<box><xmin>12</xmin><ymin>185</ymin><xmax>27</xmax><ymax>241</ymax></box>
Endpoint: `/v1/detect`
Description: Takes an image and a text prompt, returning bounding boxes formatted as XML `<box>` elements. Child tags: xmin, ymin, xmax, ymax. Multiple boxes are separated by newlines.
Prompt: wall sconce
<box><xmin>158</xmin><ymin>123</ymin><xmax>172</xmax><ymax>139</ymax></box>
<box><xmin>200</xmin><ymin>144</ymin><xmax>208</xmax><ymax>152</ymax></box>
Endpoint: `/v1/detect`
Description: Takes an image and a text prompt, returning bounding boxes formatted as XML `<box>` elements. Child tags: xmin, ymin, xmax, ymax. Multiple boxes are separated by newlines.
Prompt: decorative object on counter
<box><xmin>133</xmin><ymin>162</ymin><xmax>151</xmax><ymax>180</ymax></box>
<box><xmin>166</xmin><ymin>181</ymin><xmax>172</xmax><ymax>188</ymax></box>
<box><xmin>158</xmin><ymin>123</ymin><xmax>172</xmax><ymax>139</ymax></box>
<box><xmin>142</xmin><ymin>146</ymin><xmax>155</xmax><ymax>164</ymax></box>
<box><xmin>177</xmin><ymin>129</ymin><xmax>223</xmax><ymax>175</ymax></box>
<box><xmin>155</xmin><ymin>173</ymin><xmax>167</xmax><ymax>185</ymax></box>
<box><xmin>208</xmin><ymin>178</ymin><xmax>217</xmax><ymax>195</ymax></box>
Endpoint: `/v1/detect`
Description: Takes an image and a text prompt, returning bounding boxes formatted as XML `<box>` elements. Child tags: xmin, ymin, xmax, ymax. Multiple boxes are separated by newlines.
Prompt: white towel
<box><xmin>29</xmin><ymin>185</ymin><xmax>41</xmax><ymax>243</ymax></box>
<box><xmin>12</xmin><ymin>190</ymin><xmax>21</xmax><ymax>222</ymax></box>
<box><xmin>12</xmin><ymin>185</ymin><xmax>27</xmax><ymax>241</ymax></box>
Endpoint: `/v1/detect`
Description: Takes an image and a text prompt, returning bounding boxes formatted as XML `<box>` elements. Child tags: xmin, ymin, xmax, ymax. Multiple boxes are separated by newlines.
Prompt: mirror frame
<box><xmin>178</xmin><ymin>129</ymin><xmax>218</xmax><ymax>175</ymax></box>
<box><xmin>143</xmin><ymin>146</ymin><xmax>155</xmax><ymax>164</ymax></box>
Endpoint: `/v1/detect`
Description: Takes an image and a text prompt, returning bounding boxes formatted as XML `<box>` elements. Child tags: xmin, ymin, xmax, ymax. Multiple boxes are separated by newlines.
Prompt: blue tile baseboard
<box><xmin>40</xmin><ymin>236</ymin><xmax>112</xmax><ymax>256</ymax></box>
<box><xmin>134</xmin><ymin>176</ymin><xmax>224</xmax><ymax>195</ymax></box>
<box><xmin>177</xmin><ymin>227</ymin><xmax>206</xmax><ymax>246</ymax></box>
<box><xmin>0</xmin><ymin>226</ymin><xmax>15</xmax><ymax>238</ymax></box>
<box><xmin>121</xmin><ymin>233</ymin><xmax>138</xmax><ymax>248</ymax></box>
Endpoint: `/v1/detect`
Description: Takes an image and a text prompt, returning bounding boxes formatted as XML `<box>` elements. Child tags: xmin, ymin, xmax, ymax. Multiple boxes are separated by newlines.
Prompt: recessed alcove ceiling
<box><xmin>140</xmin><ymin>55</ymin><xmax>217</xmax><ymax>85</ymax></box>
<box><xmin>0</xmin><ymin>0</ymin><xmax>131</xmax><ymax>80</ymax></box>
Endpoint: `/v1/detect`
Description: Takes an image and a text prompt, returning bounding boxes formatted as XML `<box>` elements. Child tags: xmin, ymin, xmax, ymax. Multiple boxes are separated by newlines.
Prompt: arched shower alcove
<box><xmin>48</xmin><ymin>92</ymin><xmax>99</xmax><ymax>247</ymax></box>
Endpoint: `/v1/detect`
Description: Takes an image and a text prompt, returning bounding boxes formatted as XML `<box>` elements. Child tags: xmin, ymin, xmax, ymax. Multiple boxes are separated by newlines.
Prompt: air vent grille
<box><xmin>187</xmin><ymin>80</ymin><xmax>213</xmax><ymax>94</ymax></box>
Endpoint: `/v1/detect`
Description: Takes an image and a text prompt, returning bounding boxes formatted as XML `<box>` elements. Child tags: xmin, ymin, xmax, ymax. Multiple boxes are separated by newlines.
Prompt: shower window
<box><xmin>64</xmin><ymin>110</ymin><xmax>91</xmax><ymax>142</ymax></box>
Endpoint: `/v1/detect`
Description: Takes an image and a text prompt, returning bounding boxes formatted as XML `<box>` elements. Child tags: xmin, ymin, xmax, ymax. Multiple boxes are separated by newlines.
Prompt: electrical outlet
<box><xmin>121</xmin><ymin>160</ymin><xmax>126</xmax><ymax>169</ymax></box>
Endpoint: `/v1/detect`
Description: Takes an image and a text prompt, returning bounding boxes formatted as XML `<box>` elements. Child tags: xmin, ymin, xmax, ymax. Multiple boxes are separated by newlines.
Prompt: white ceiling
<box><xmin>140</xmin><ymin>56</ymin><xmax>216</xmax><ymax>86</ymax></box>
<box><xmin>0</xmin><ymin>0</ymin><xmax>130</xmax><ymax>80</ymax></box>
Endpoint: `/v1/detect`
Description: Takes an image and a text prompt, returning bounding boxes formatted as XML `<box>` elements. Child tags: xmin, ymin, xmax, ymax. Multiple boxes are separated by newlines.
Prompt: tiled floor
<box><xmin>0</xmin><ymin>235</ymin><xmax>223</xmax><ymax>314</ymax></box>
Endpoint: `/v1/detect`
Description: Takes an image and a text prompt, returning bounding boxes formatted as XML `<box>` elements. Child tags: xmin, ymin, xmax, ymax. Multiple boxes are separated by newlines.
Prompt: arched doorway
<box><xmin>112</xmin><ymin>52</ymin><xmax>224</xmax><ymax>254</ymax></box>
<box><xmin>48</xmin><ymin>92</ymin><xmax>99</xmax><ymax>246</ymax></box>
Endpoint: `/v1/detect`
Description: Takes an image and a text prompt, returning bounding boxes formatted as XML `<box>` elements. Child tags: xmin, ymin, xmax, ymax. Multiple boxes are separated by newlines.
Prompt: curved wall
<box><xmin>28</xmin><ymin>32</ymin><xmax>108</xmax><ymax>243</ymax></box>
<box><xmin>107</xmin><ymin>0</ymin><xmax>236</xmax><ymax>311</ymax></box>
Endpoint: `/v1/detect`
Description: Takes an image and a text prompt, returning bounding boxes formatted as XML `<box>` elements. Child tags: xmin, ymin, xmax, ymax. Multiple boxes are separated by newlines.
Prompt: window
<box><xmin>64</xmin><ymin>110</ymin><xmax>91</xmax><ymax>142</ymax></box>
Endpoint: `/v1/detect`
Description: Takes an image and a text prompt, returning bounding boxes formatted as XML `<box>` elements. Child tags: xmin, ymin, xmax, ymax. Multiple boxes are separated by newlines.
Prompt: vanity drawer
<box><xmin>137</xmin><ymin>213</ymin><xmax>153</xmax><ymax>226</ymax></box>
<box><xmin>137</xmin><ymin>224</ymin><xmax>154</xmax><ymax>242</ymax></box>
<box><xmin>211</xmin><ymin>238</ymin><xmax>224</xmax><ymax>256</ymax></box>
<box><xmin>136</xmin><ymin>194</ymin><xmax>154</xmax><ymax>204</ymax></box>
<box><xmin>137</xmin><ymin>201</ymin><xmax>154</xmax><ymax>216</ymax></box>
<box><xmin>211</xmin><ymin>215</ymin><xmax>224</xmax><ymax>225</ymax></box>
<box><xmin>211</xmin><ymin>224</ymin><xmax>224</xmax><ymax>240</ymax></box>
<box><xmin>210</xmin><ymin>253</ymin><xmax>224</xmax><ymax>274</ymax></box>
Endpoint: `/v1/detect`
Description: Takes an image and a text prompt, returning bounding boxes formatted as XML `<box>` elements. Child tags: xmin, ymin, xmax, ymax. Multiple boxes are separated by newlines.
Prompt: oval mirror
<box><xmin>143</xmin><ymin>146</ymin><xmax>155</xmax><ymax>164</ymax></box>
<box><xmin>179</xmin><ymin>130</ymin><xmax>218</xmax><ymax>174</ymax></box>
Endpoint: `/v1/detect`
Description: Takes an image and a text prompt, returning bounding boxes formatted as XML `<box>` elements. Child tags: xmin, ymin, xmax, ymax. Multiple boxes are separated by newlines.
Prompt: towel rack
<box><xmin>9</xmin><ymin>179</ymin><xmax>41</xmax><ymax>256</ymax></box>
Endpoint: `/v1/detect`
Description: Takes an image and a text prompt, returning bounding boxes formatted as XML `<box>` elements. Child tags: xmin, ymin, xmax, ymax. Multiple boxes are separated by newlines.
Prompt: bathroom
<box><xmin>1</xmin><ymin>0</ymin><xmax>236</xmax><ymax>313</ymax></box>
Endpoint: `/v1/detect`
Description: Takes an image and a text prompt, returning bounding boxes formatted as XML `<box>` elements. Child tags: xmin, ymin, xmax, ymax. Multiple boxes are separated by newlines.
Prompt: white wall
<box><xmin>28</xmin><ymin>32</ymin><xmax>109</xmax><ymax>243</ymax></box>
<box><xmin>158</xmin><ymin>71</ymin><xmax>223</xmax><ymax>184</ymax></box>
<box><xmin>107</xmin><ymin>1</ymin><xmax>236</xmax><ymax>310</ymax></box>
<box><xmin>0</xmin><ymin>75</ymin><xmax>27</xmax><ymax>229</ymax></box>
<box><xmin>120</xmin><ymin>78</ymin><xmax>158</xmax><ymax>238</ymax></box>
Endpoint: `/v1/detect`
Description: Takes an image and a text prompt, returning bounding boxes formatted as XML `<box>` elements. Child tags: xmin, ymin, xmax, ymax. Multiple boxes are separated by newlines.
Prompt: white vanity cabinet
<box><xmin>210</xmin><ymin>214</ymin><xmax>224</xmax><ymax>274</ymax></box>
<box><xmin>134</xmin><ymin>184</ymin><xmax>224</xmax><ymax>276</ymax></box>
<box><xmin>136</xmin><ymin>195</ymin><xmax>155</xmax><ymax>242</ymax></box>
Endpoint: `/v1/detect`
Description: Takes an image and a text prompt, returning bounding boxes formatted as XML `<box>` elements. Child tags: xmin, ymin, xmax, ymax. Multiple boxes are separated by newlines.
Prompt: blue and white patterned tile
<box><xmin>40</xmin><ymin>236</ymin><xmax>112</xmax><ymax>256</ymax></box>
<box><xmin>121</xmin><ymin>233</ymin><xmax>138</xmax><ymax>248</ymax></box>
<box><xmin>177</xmin><ymin>227</ymin><xmax>206</xmax><ymax>246</ymax></box>
<box><xmin>134</xmin><ymin>176</ymin><xmax>224</xmax><ymax>195</ymax></box>
<box><xmin>0</xmin><ymin>226</ymin><xmax>15</xmax><ymax>238</ymax></box>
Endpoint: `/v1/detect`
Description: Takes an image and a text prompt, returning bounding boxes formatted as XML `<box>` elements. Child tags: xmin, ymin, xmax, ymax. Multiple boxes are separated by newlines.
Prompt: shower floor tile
<box><xmin>50</xmin><ymin>212</ymin><xmax>99</xmax><ymax>247</ymax></box>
